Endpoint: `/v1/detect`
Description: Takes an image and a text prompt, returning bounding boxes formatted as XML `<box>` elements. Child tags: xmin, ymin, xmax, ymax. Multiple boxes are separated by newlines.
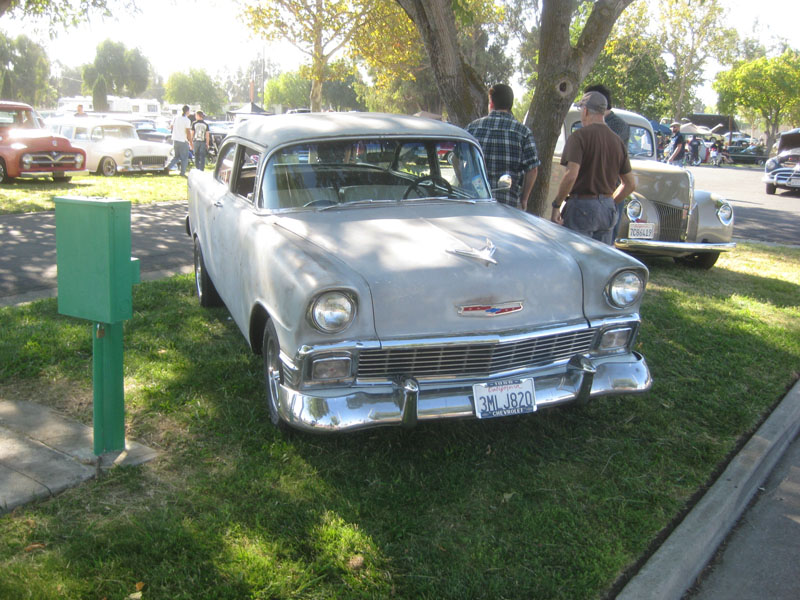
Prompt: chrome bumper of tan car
<box><xmin>275</xmin><ymin>352</ymin><xmax>652</xmax><ymax>432</ymax></box>
<box><xmin>615</xmin><ymin>239</ymin><xmax>736</xmax><ymax>256</ymax></box>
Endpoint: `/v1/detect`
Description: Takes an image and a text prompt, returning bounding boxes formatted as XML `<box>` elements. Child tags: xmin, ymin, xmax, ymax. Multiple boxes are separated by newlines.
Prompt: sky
<box><xmin>2</xmin><ymin>0</ymin><xmax>800</xmax><ymax>106</ymax></box>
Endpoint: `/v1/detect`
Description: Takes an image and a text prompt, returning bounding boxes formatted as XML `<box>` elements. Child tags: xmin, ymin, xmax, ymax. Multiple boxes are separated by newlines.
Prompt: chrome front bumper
<box><xmin>615</xmin><ymin>238</ymin><xmax>736</xmax><ymax>257</ymax></box>
<box><xmin>275</xmin><ymin>352</ymin><xmax>652</xmax><ymax>432</ymax></box>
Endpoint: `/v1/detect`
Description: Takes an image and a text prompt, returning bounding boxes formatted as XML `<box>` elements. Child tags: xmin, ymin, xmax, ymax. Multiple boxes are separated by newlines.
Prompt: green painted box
<box><xmin>55</xmin><ymin>196</ymin><xmax>140</xmax><ymax>323</ymax></box>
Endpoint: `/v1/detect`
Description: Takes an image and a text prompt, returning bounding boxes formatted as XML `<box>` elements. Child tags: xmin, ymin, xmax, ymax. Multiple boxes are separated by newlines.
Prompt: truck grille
<box><xmin>357</xmin><ymin>328</ymin><xmax>598</xmax><ymax>380</ymax></box>
<box><xmin>26</xmin><ymin>152</ymin><xmax>82</xmax><ymax>169</ymax></box>
<box><xmin>654</xmin><ymin>202</ymin><xmax>685</xmax><ymax>242</ymax></box>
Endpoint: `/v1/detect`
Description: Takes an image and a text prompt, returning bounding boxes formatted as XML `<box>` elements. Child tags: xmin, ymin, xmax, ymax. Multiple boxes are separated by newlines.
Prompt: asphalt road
<box><xmin>688</xmin><ymin>164</ymin><xmax>800</xmax><ymax>246</ymax></box>
<box><xmin>0</xmin><ymin>201</ymin><xmax>192</xmax><ymax>307</ymax></box>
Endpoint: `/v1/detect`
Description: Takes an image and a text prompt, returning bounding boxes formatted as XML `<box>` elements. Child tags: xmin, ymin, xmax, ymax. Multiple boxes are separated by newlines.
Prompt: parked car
<box><xmin>549</xmin><ymin>108</ymin><xmax>736</xmax><ymax>269</ymax></box>
<box><xmin>186</xmin><ymin>112</ymin><xmax>652</xmax><ymax>433</ymax></box>
<box><xmin>726</xmin><ymin>143</ymin><xmax>768</xmax><ymax>166</ymax></box>
<box><xmin>48</xmin><ymin>117</ymin><xmax>173</xmax><ymax>176</ymax></box>
<box><xmin>763</xmin><ymin>129</ymin><xmax>800</xmax><ymax>195</ymax></box>
<box><xmin>0</xmin><ymin>100</ymin><xmax>86</xmax><ymax>183</ymax></box>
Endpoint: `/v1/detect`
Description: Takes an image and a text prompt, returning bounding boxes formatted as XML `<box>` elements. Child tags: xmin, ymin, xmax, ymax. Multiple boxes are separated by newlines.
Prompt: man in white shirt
<box><xmin>167</xmin><ymin>105</ymin><xmax>192</xmax><ymax>176</ymax></box>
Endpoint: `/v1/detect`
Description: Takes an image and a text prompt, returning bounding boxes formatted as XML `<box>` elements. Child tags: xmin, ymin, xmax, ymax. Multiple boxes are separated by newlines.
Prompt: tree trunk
<box><xmin>395</xmin><ymin>0</ymin><xmax>486</xmax><ymax>126</ymax></box>
<box><xmin>525</xmin><ymin>0</ymin><xmax>635</xmax><ymax>217</ymax></box>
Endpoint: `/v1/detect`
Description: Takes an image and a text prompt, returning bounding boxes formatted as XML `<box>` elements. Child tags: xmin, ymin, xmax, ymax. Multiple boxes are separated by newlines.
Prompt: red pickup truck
<box><xmin>0</xmin><ymin>100</ymin><xmax>86</xmax><ymax>183</ymax></box>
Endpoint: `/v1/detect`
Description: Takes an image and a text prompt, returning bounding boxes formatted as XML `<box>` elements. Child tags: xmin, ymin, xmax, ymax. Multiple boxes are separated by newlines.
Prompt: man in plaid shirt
<box><xmin>466</xmin><ymin>84</ymin><xmax>540</xmax><ymax>210</ymax></box>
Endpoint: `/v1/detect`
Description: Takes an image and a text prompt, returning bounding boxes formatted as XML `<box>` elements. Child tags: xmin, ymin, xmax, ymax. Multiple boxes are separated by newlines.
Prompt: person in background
<box><xmin>667</xmin><ymin>122</ymin><xmax>686</xmax><ymax>166</ymax></box>
<box><xmin>466</xmin><ymin>83</ymin><xmax>540</xmax><ymax>211</ymax></box>
<box><xmin>166</xmin><ymin>105</ymin><xmax>192</xmax><ymax>177</ymax></box>
<box><xmin>190</xmin><ymin>110</ymin><xmax>211</xmax><ymax>171</ymax></box>
<box><xmin>550</xmin><ymin>91</ymin><xmax>635</xmax><ymax>246</ymax></box>
<box><xmin>75</xmin><ymin>104</ymin><xmax>88</xmax><ymax>117</ymax></box>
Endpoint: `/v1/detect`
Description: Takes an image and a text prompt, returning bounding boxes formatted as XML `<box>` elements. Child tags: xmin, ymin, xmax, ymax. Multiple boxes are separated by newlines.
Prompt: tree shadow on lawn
<box><xmin>2</xmin><ymin>263</ymin><xmax>798</xmax><ymax>600</ymax></box>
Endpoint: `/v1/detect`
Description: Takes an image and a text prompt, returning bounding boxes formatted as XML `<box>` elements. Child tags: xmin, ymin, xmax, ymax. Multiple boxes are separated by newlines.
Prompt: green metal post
<box><xmin>92</xmin><ymin>321</ymin><xmax>126</xmax><ymax>454</ymax></box>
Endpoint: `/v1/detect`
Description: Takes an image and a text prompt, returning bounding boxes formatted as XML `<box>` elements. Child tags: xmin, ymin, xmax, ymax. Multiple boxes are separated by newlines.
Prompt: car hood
<box><xmin>275</xmin><ymin>202</ymin><xmax>587</xmax><ymax>339</ymax></box>
<box><xmin>778</xmin><ymin>131</ymin><xmax>800</xmax><ymax>154</ymax></box>
<box><xmin>1</xmin><ymin>128</ymin><xmax>76</xmax><ymax>150</ymax></box>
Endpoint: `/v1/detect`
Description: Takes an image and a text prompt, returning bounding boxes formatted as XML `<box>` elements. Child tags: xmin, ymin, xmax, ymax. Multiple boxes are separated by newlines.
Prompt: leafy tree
<box><xmin>0</xmin><ymin>32</ymin><xmax>55</xmax><ymax>106</ymax></box>
<box><xmin>222</xmin><ymin>58</ymin><xmax>282</xmax><ymax>104</ymax></box>
<box><xmin>583</xmin><ymin>3</ymin><xmax>670</xmax><ymax>119</ymax></box>
<box><xmin>82</xmin><ymin>39</ymin><xmax>151</xmax><ymax>97</ymax></box>
<box><xmin>263</xmin><ymin>71</ymin><xmax>311</xmax><ymax>110</ymax></box>
<box><xmin>92</xmin><ymin>74</ymin><xmax>109</xmax><ymax>111</ymax></box>
<box><xmin>164</xmin><ymin>69</ymin><xmax>225</xmax><ymax>115</ymax></box>
<box><xmin>52</xmin><ymin>62</ymin><xmax>84</xmax><ymax>97</ymax></box>
<box><xmin>0</xmin><ymin>0</ymin><xmax>123</xmax><ymax>32</ymax></box>
<box><xmin>242</xmin><ymin>0</ymin><xmax>373</xmax><ymax>111</ymax></box>
<box><xmin>653</xmin><ymin>0</ymin><xmax>738</xmax><ymax>120</ymax></box>
<box><xmin>714</xmin><ymin>50</ymin><xmax>800</xmax><ymax>155</ymax></box>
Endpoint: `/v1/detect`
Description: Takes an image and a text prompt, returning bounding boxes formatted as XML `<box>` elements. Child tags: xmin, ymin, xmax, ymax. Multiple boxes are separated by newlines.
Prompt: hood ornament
<box><xmin>448</xmin><ymin>238</ymin><xmax>497</xmax><ymax>266</ymax></box>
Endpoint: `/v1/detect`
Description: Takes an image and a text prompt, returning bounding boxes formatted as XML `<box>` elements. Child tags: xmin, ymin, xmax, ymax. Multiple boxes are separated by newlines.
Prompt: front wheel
<box><xmin>262</xmin><ymin>320</ymin><xmax>288</xmax><ymax>430</ymax></box>
<box><xmin>98</xmin><ymin>157</ymin><xmax>117</xmax><ymax>177</ymax></box>
<box><xmin>674</xmin><ymin>251</ymin><xmax>720</xmax><ymax>270</ymax></box>
<box><xmin>766</xmin><ymin>183</ymin><xmax>777</xmax><ymax>195</ymax></box>
<box><xmin>0</xmin><ymin>158</ymin><xmax>14</xmax><ymax>183</ymax></box>
<box><xmin>193</xmin><ymin>237</ymin><xmax>223</xmax><ymax>307</ymax></box>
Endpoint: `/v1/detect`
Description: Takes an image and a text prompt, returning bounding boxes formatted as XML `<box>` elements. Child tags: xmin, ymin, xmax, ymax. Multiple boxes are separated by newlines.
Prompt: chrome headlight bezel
<box><xmin>309</xmin><ymin>290</ymin><xmax>356</xmax><ymax>333</ymax></box>
<box><xmin>605</xmin><ymin>270</ymin><xmax>645</xmax><ymax>309</ymax></box>
<box><xmin>765</xmin><ymin>158</ymin><xmax>778</xmax><ymax>171</ymax></box>
<box><xmin>626</xmin><ymin>198</ymin><xmax>643</xmax><ymax>221</ymax></box>
<box><xmin>21</xmin><ymin>153</ymin><xmax>33</xmax><ymax>167</ymax></box>
<box><xmin>123</xmin><ymin>148</ymin><xmax>134</xmax><ymax>159</ymax></box>
<box><xmin>74</xmin><ymin>153</ymin><xmax>84</xmax><ymax>168</ymax></box>
<box><xmin>716</xmin><ymin>201</ymin><xmax>734</xmax><ymax>226</ymax></box>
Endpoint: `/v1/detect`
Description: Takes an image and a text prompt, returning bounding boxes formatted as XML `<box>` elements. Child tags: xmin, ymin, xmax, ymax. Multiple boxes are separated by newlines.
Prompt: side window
<box><xmin>235</xmin><ymin>146</ymin><xmax>262</xmax><ymax>201</ymax></box>
<box><xmin>75</xmin><ymin>127</ymin><xmax>89</xmax><ymax>140</ymax></box>
<box><xmin>628</xmin><ymin>126</ymin><xmax>654</xmax><ymax>158</ymax></box>
<box><xmin>90</xmin><ymin>127</ymin><xmax>104</xmax><ymax>141</ymax></box>
<box><xmin>215</xmin><ymin>143</ymin><xmax>236</xmax><ymax>186</ymax></box>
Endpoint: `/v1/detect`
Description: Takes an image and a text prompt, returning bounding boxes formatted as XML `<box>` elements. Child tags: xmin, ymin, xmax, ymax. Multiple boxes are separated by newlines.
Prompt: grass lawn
<box><xmin>0</xmin><ymin>243</ymin><xmax>798</xmax><ymax>599</ymax></box>
<box><xmin>0</xmin><ymin>173</ymin><xmax>188</xmax><ymax>214</ymax></box>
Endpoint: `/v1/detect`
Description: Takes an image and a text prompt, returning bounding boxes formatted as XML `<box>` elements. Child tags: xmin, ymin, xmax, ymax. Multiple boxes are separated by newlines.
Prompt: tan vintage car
<box><xmin>550</xmin><ymin>108</ymin><xmax>736</xmax><ymax>269</ymax></box>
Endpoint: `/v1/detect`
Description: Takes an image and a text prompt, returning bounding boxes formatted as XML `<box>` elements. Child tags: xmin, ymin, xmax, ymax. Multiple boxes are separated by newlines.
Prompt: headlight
<box><xmin>124</xmin><ymin>149</ymin><xmax>134</xmax><ymax>159</ymax></box>
<box><xmin>765</xmin><ymin>158</ymin><xmax>777</xmax><ymax>171</ymax></box>
<box><xmin>606</xmin><ymin>270</ymin><xmax>645</xmax><ymax>309</ymax></box>
<box><xmin>21</xmin><ymin>154</ymin><xmax>33</xmax><ymax>167</ymax></box>
<box><xmin>74</xmin><ymin>153</ymin><xmax>84</xmax><ymax>168</ymax></box>
<box><xmin>717</xmin><ymin>202</ymin><xmax>733</xmax><ymax>226</ymax></box>
<box><xmin>626</xmin><ymin>199</ymin><xmax>643</xmax><ymax>221</ymax></box>
<box><xmin>310</xmin><ymin>291</ymin><xmax>355</xmax><ymax>333</ymax></box>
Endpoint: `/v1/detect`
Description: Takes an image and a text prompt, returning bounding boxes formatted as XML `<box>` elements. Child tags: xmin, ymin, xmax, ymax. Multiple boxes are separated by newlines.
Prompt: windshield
<box><xmin>260</xmin><ymin>138</ymin><xmax>489</xmax><ymax>210</ymax></box>
<box><xmin>0</xmin><ymin>108</ymin><xmax>40</xmax><ymax>129</ymax></box>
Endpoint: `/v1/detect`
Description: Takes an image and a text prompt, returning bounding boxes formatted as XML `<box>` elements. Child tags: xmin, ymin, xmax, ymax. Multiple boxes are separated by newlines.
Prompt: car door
<box><xmin>204</xmin><ymin>142</ymin><xmax>264</xmax><ymax>326</ymax></box>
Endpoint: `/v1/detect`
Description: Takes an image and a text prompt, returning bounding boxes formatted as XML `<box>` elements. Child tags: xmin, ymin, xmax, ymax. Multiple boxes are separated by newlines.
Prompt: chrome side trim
<box><xmin>616</xmin><ymin>239</ymin><xmax>736</xmax><ymax>255</ymax></box>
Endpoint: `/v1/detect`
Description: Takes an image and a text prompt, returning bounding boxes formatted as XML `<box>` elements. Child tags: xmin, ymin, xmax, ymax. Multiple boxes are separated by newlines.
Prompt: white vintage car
<box><xmin>48</xmin><ymin>117</ymin><xmax>173</xmax><ymax>176</ymax></box>
<box><xmin>187</xmin><ymin>112</ymin><xmax>652</xmax><ymax>433</ymax></box>
<box><xmin>550</xmin><ymin>108</ymin><xmax>736</xmax><ymax>269</ymax></box>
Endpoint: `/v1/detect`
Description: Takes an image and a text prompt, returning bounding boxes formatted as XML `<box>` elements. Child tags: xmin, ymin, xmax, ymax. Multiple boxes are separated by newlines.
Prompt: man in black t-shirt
<box><xmin>190</xmin><ymin>110</ymin><xmax>211</xmax><ymax>171</ymax></box>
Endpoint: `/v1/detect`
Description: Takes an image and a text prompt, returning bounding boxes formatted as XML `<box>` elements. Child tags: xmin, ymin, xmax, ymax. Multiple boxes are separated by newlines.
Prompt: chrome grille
<box><xmin>28</xmin><ymin>152</ymin><xmax>81</xmax><ymax>168</ymax></box>
<box><xmin>654</xmin><ymin>203</ymin><xmax>684</xmax><ymax>242</ymax></box>
<box><xmin>357</xmin><ymin>328</ymin><xmax>598</xmax><ymax>380</ymax></box>
<box><xmin>133</xmin><ymin>156</ymin><xmax>168</xmax><ymax>168</ymax></box>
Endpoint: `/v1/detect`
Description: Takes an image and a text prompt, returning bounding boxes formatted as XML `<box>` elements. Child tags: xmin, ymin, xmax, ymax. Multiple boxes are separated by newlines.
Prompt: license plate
<box><xmin>628</xmin><ymin>222</ymin><xmax>655</xmax><ymax>239</ymax></box>
<box><xmin>789</xmin><ymin>178</ymin><xmax>800</xmax><ymax>187</ymax></box>
<box><xmin>472</xmin><ymin>378</ymin><xmax>536</xmax><ymax>419</ymax></box>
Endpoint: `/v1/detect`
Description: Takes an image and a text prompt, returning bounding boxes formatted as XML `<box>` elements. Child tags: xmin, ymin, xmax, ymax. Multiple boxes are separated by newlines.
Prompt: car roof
<box><xmin>228</xmin><ymin>112</ymin><xmax>476</xmax><ymax>150</ymax></box>
<box><xmin>49</xmin><ymin>117</ymin><xmax>136</xmax><ymax>127</ymax></box>
<box><xmin>778</xmin><ymin>129</ymin><xmax>800</xmax><ymax>153</ymax></box>
<box><xmin>0</xmin><ymin>101</ymin><xmax>35</xmax><ymax>110</ymax></box>
<box><xmin>565</xmin><ymin>106</ymin><xmax>653</xmax><ymax>131</ymax></box>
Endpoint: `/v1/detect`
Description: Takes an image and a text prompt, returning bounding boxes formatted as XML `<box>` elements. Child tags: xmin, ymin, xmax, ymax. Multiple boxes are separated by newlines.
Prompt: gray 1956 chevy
<box><xmin>187</xmin><ymin>112</ymin><xmax>651</xmax><ymax>432</ymax></box>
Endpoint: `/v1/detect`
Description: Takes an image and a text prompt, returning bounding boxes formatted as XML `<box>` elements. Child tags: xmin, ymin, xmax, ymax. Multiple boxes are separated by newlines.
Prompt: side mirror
<box><xmin>493</xmin><ymin>173</ymin><xmax>512</xmax><ymax>192</ymax></box>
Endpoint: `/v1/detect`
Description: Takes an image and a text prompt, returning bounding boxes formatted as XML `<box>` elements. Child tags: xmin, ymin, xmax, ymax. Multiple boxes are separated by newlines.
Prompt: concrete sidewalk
<box><xmin>0</xmin><ymin>400</ymin><xmax>157</xmax><ymax>513</ymax></box>
<box><xmin>618</xmin><ymin>378</ymin><xmax>800</xmax><ymax>600</ymax></box>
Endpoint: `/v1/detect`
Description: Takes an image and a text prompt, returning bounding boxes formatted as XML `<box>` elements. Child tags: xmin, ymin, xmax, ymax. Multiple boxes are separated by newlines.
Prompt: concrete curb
<box><xmin>617</xmin><ymin>378</ymin><xmax>800</xmax><ymax>599</ymax></box>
